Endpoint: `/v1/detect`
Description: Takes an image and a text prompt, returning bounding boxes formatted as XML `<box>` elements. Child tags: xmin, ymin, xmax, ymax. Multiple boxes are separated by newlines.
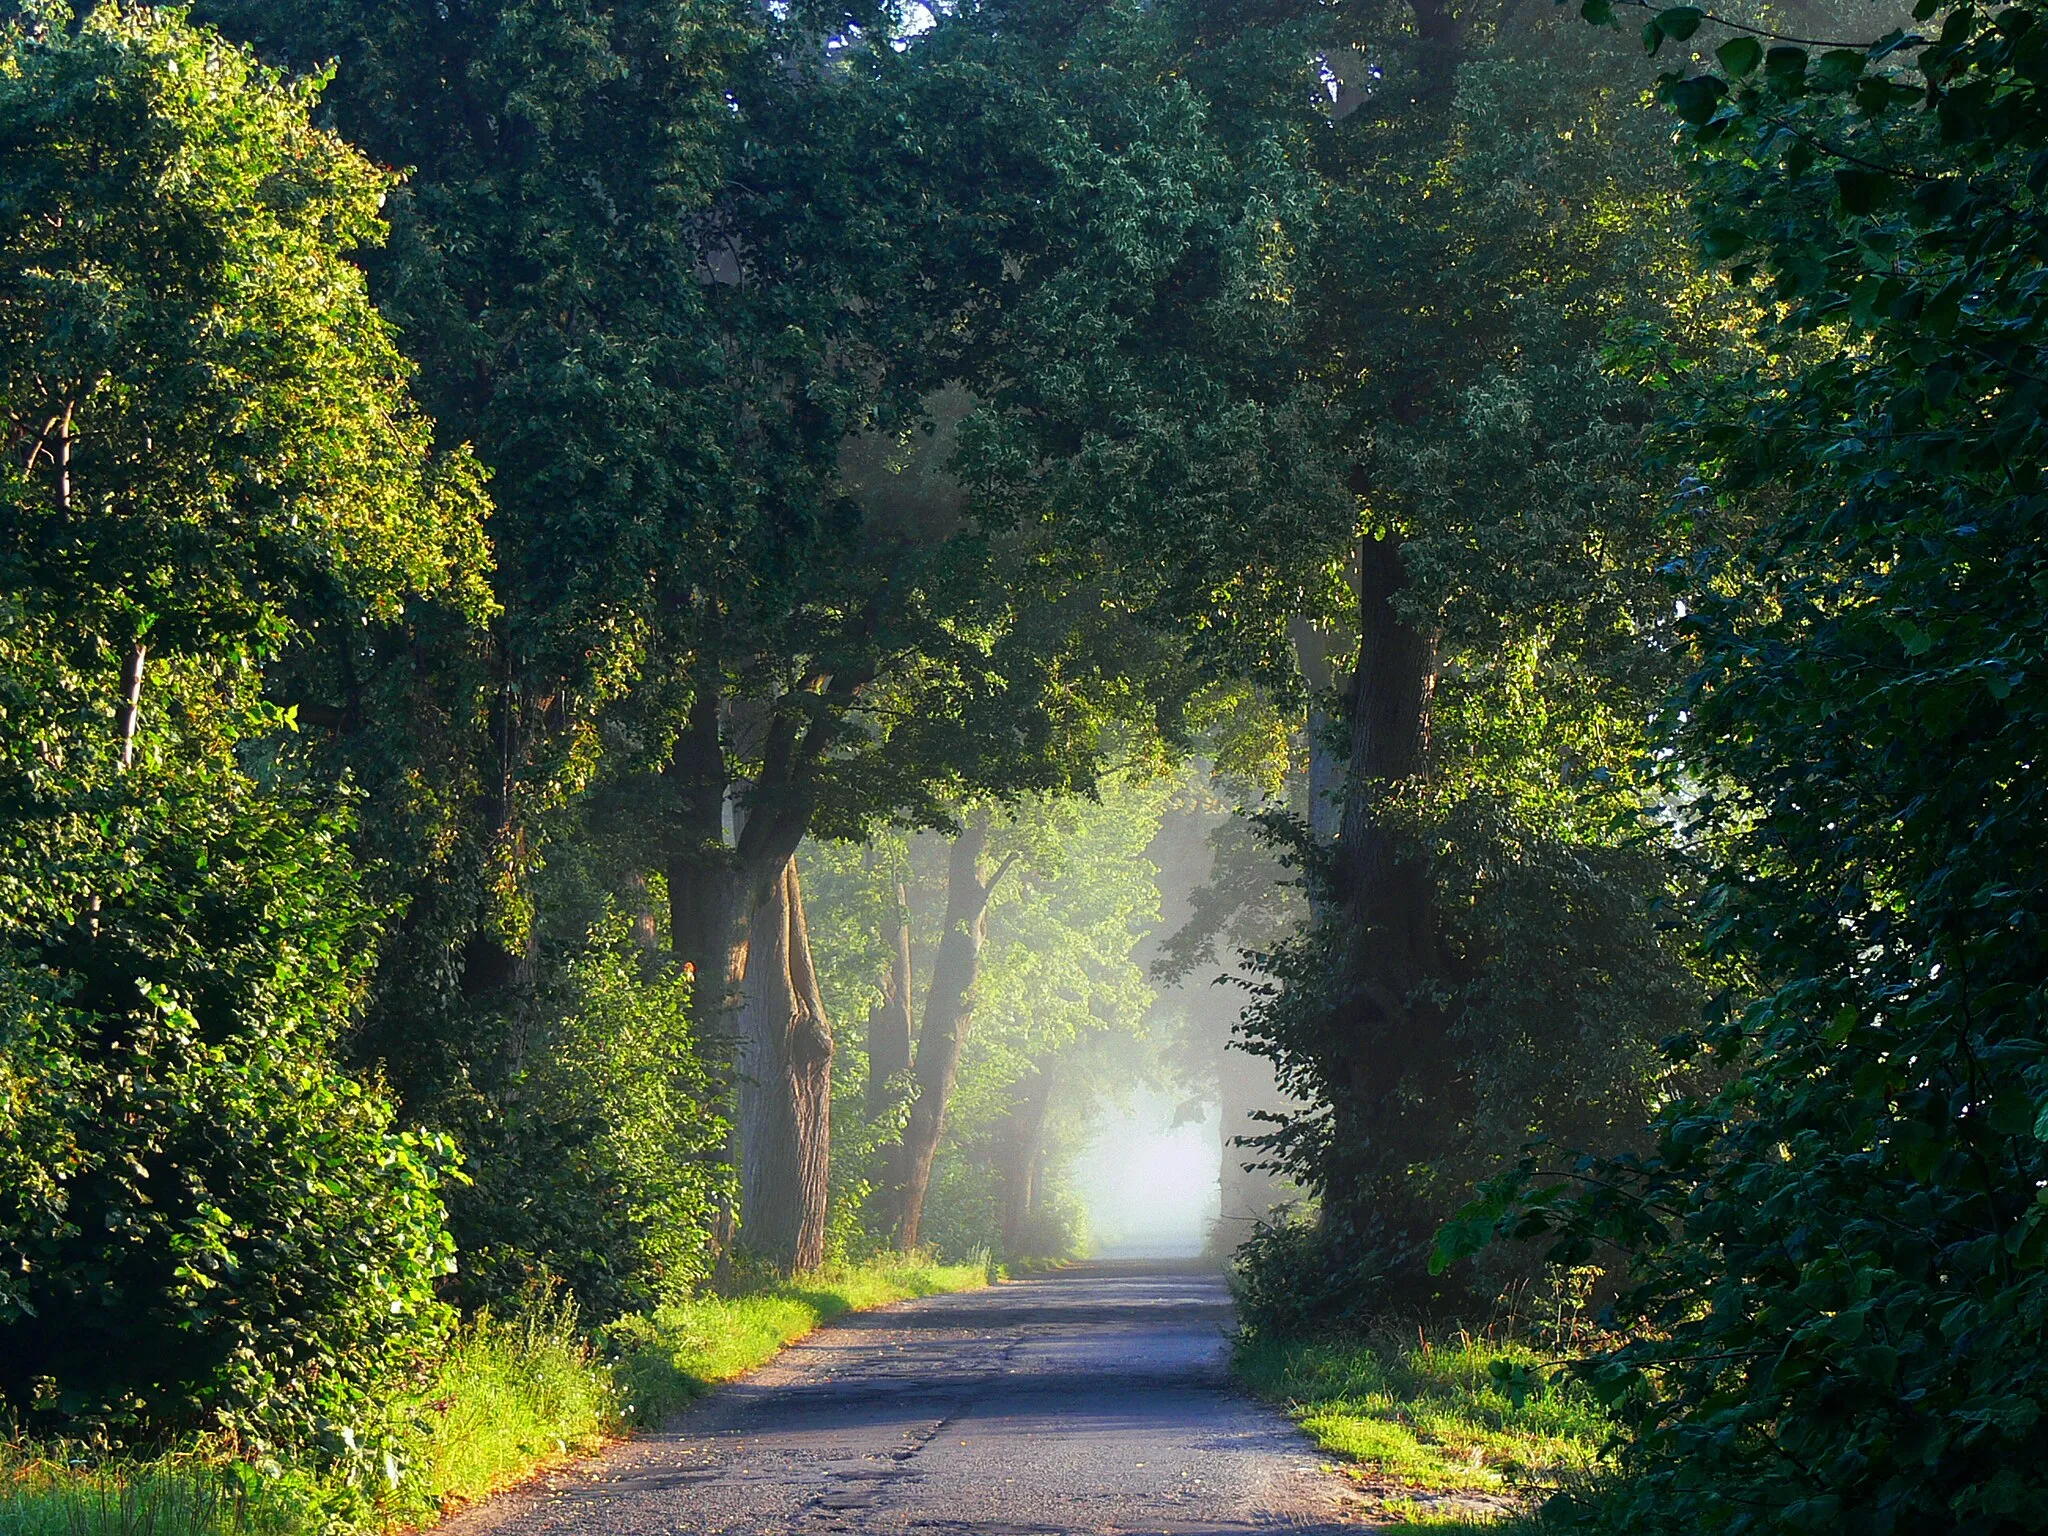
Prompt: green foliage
<box><xmin>817</xmin><ymin>782</ymin><xmax>1168</xmax><ymax>1263</ymax></box>
<box><xmin>394</xmin><ymin>1288</ymin><xmax>619</xmax><ymax>1515</ymax></box>
<box><xmin>1441</xmin><ymin>2</ymin><xmax>2048</xmax><ymax>1531</ymax></box>
<box><xmin>0</xmin><ymin>1453</ymin><xmax>283</xmax><ymax>1536</ymax></box>
<box><xmin>443</xmin><ymin>914</ymin><xmax>729</xmax><ymax>1317</ymax></box>
<box><xmin>0</xmin><ymin>7</ymin><xmax>480</xmax><ymax>1445</ymax></box>
<box><xmin>0</xmin><ymin>1</ymin><xmax>491</xmax><ymax>657</ymax></box>
<box><xmin>1182</xmin><ymin>1</ymin><xmax>1726</xmax><ymax>1316</ymax></box>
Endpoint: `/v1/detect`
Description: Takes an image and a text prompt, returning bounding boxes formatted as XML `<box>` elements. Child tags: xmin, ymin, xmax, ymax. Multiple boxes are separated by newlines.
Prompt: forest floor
<box><xmin>0</xmin><ymin>1257</ymin><xmax>989</xmax><ymax>1536</ymax></box>
<box><xmin>1233</xmin><ymin>1329</ymin><xmax>1611</xmax><ymax>1531</ymax></box>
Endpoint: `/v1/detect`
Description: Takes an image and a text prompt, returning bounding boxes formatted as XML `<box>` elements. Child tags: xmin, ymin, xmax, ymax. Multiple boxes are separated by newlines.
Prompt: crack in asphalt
<box><xmin>438</xmin><ymin>1264</ymin><xmax>1361</xmax><ymax>1536</ymax></box>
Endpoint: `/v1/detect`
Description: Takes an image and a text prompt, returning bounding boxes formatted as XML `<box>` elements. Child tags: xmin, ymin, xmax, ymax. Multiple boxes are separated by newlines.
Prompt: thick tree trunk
<box><xmin>997</xmin><ymin>1068</ymin><xmax>1056</xmax><ymax>1259</ymax></box>
<box><xmin>736</xmin><ymin>855</ymin><xmax>834</xmax><ymax>1271</ymax></box>
<box><xmin>667</xmin><ymin>679</ymin><xmax>745</xmax><ymax>1013</ymax></box>
<box><xmin>895</xmin><ymin>818</ymin><xmax>1012</xmax><ymax>1252</ymax></box>
<box><xmin>661</xmin><ymin>665</ymin><xmax>865</xmax><ymax>1265</ymax></box>
<box><xmin>865</xmin><ymin>881</ymin><xmax>914</xmax><ymax>1119</ymax></box>
<box><xmin>1325</xmin><ymin>532</ymin><xmax>1449</xmax><ymax>1264</ymax></box>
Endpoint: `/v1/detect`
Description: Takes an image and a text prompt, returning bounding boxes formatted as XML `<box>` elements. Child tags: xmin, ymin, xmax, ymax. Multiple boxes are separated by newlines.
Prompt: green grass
<box><xmin>401</xmin><ymin>1290</ymin><xmax>623</xmax><ymax>1518</ymax></box>
<box><xmin>1234</xmin><ymin>1330</ymin><xmax>1610</xmax><ymax>1530</ymax></box>
<box><xmin>609</xmin><ymin>1255</ymin><xmax>990</xmax><ymax>1423</ymax></box>
<box><xmin>0</xmin><ymin>1456</ymin><xmax>289</xmax><ymax>1536</ymax></box>
<box><xmin>2</xmin><ymin>1255</ymin><xmax>989</xmax><ymax>1536</ymax></box>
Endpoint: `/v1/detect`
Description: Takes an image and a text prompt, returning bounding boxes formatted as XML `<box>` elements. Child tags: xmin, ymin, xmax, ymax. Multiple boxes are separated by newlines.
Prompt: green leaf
<box><xmin>1717</xmin><ymin>35</ymin><xmax>1764</xmax><ymax>75</ymax></box>
<box><xmin>1667</xmin><ymin>73</ymin><xmax>1730</xmax><ymax>123</ymax></box>
<box><xmin>1656</xmin><ymin>6</ymin><xmax>1706</xmax><ymax>41</ymax></box>
<box><xmin>1701</xmin><ymin>226</ymin><xmax>1748</xmax><ymax>259</ymax></box>
<box><xmin>1582</xmin><ymin>0</ymin><xmax>1617</xmax><ymax>26</ymax></box>
<box><xmin>1815</xmin><ymin>48</ymin><xmax>1868</xmax><ymax>87</ymax></box>
<box><xmin>1765</xmin><ymin>45</ymin><xmax>1810</xmax><ymax>84</ymax></box>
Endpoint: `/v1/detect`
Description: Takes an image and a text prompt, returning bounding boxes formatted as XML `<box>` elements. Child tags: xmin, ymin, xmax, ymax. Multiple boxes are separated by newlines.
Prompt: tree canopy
<box><xmin>7</xmin><ymin>2</ymin><xmax>2048</xmax><ymax>1530</ymax></box>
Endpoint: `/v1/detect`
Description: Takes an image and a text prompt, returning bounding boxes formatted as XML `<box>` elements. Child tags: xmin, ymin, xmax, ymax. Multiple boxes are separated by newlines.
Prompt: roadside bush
<box><xmin>0</xmin><ymin>757</ymin><xmax>459</xmax><ymax>1446</ymax></box>
<box><xmin>1440</xmin><ymin>8</ymin><xmax>2048</xmax><ymax>1531</ymax></box>
<box><xmin>1230</xmin><ymin>1206</ymin><xmax>1391</xmax><ymax>1337</ymax></box>
<box><xmin>444</xmin><ymin>914</ymin><xmax>728</xmax><ymax>1318</ymax></box>
<box><xmin>0</xmin><ymin>2</ymin><xmax>481</xmax><ymax>1451</ymax></box>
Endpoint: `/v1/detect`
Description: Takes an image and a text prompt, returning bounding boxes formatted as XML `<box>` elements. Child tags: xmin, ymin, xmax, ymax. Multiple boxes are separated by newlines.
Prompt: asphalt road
<box><xmin>442</xmin><ymin>1263</ymin><xmax>1358</xmax><ymax>1536</ymax></box>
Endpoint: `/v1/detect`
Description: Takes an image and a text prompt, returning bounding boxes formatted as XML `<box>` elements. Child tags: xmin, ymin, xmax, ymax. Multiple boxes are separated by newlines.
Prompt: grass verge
<box><xmin>2</xmin><ymin>1255</ymin><xmax>989</xmax><ymax>1536</ymax></box>
<box><xmin>607</xmin><ymin>1256</ymin><xmax>991</xmax><ymax>1423</ymax></box>
<box><xmin>1234</xmin><ymin>1329</ymin><xmax>1610</xmax><ymax>1532</ymax></box>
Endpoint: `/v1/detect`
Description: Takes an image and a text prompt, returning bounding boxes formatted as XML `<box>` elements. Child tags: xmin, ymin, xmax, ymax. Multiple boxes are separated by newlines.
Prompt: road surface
<box><xmin>443</xmin><ymin>1263</ymin><xmax>1359</xmax><ymax>1536</ymax></box>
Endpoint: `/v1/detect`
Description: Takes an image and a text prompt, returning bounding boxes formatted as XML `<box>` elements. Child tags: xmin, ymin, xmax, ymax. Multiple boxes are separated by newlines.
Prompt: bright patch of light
<box><xmin>1073</xmin><ymin>1088</ymin><xmax>1221</xmax><ymax>1259</ymax></box>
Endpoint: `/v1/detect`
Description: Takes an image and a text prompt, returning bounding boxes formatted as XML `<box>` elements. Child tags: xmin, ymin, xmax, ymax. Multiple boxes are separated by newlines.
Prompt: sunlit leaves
<box><xmin>0</xmin><ymin>9</ymin><xmax>475</xmax><ymax>1440</ymax></box>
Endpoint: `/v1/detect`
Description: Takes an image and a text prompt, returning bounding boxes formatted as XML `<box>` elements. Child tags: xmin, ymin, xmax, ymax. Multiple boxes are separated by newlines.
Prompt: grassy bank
<box><xmin>608</xmin><ymin>1256</ymin><xmax>991</xmax><ymax>1424</ymax></box>
<box><xmin>1</xmin><ymin>1256</ymin><xmax>989</xmax><ymax>1536</ymax></box>
<box><xmin>1234</xmin><ymin>1330</ymin><xmax>1610</xmax><ymax>1532</ymax></box>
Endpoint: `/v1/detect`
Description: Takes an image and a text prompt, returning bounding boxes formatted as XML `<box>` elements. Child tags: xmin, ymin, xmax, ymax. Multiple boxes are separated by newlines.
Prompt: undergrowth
<box><xmin>2</xmin><ymin>1256</ymin><xmax>987</xmax><ymax>1536</ymax></box>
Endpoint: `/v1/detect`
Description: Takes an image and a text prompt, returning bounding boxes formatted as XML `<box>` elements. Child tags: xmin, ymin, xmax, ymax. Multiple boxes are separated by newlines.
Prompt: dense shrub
<box><xmin>0</xmin><ymin>714</ymin><xmax>458</xmax><ymax>1442</ymax></box>
<box><xmin>443</xmin><ymin>915</ymin><xmax>729</xmax><ymax>1317</ymax></box>
<box><xmin>1236</xmin><ymin>791</ymin><xmax>1703</xmax><ymax>1322</ymax></box>
<box><xmin>1445</xmin><ymin>6</ymin><xmax>2048</xmax><ymax>1530</ymax></box>
<box><xmin>0</xmin><ymin>7</ymin><xmax>479</xmax><ymax>1445</ymax></box>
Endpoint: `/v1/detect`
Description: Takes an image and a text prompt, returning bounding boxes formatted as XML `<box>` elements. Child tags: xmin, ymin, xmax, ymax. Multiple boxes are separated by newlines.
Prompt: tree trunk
<box><xmin>736</xmin><ymin>855</ymin><xmax>834</xmax><ymax>1271</ymax></box>
<box><xmin>1325</xmin><ymin>531</ymin><xmax>1450</xmax><ymax>1266</ymax></box>
<box><xmin>666</xmin><ymin>677</ymin><xmax>745</xmax><ymax>1014</ymax></box>
<box><xmin>117</xmin><ymin>644</ymin><xmax>146</xmax><ymax>770</ymax></box>
<box><xmin>866</xmin><ymin>880</ymin><xmax>914</xmax><ymax>1119</ymax></box>
<box><xmin>895</xmin><ymin>817</ymin><xmax>1012</xmax><ymax>1252</ymax></box>
<box><xmin>661</xmin><ymin>666</ymin><xmax>864</xmax><ymax>1264</ymax></box>
<box><xmin>997</xmin><ymin>1068</ymin><xmax>1056</xmax><ymax>1259</ymax></box>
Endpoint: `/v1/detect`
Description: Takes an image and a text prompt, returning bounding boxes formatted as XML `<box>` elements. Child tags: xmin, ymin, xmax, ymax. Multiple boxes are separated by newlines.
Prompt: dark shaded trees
<box><xmin>1444</xmin><ymin>3</ymin><xmax>2048</xmax><ymax>1528</ymax></box>
<box><xmin>186</xmin><ymin>0</ymin><xmax>1159</xmax><ymax>1269</ymax></box>
<box><xmin>944</xmin><ymin>0</ymin><xmax>1715</xmax><ymax>1304</ymax></box>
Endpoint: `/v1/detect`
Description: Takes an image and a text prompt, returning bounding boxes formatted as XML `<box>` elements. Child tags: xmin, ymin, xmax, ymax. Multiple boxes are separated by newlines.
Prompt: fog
<box><xmin>1072</xmin><ymin>1087</ymin><xmax>1223</xmax><ymax>1259</ymax></box>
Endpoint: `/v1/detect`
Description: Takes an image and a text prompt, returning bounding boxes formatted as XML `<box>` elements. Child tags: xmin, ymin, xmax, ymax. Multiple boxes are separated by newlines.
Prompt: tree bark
<box><xmin>660</xmin><ymin>665</ymin><xmax>870</xmax><ymax>1264</ymax></box>
<box><xmin>997</xmin><ymin>1068</ymin><xmax>1055</xmax><ymax>1259</ymax></box>
<box><xmin>666</xmin><ymin>671</ymin><xmax>845</xmax><ymax>1030</ymax></box>
<box><xmin>1325</xmin><ymin>531</ymin><xmax>1449</xmax><ymax>1262</ymax></box>
<box><xmin>894</xmin><ymin>817</ymin><xmax>1013</xmax><ymax>1252</ymax></box>
<box><xmin>865</xmin><ymin>880</ymin><xmax>914</xmax><ymax>1119</ymax></box>
<box><xmin>667</xmin><ymin>676</ymin><xmax>744</xmax><ymax>1011</ymax></box>
<box><xmin>117</xmin><ymin>643</ymin><xmax>146</xmax><ymax>770</ymax></box>
<box><xmin>736</xmin><ymin>855</ymin><xmax>834</xmax><ymax>1270</ymax></box>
